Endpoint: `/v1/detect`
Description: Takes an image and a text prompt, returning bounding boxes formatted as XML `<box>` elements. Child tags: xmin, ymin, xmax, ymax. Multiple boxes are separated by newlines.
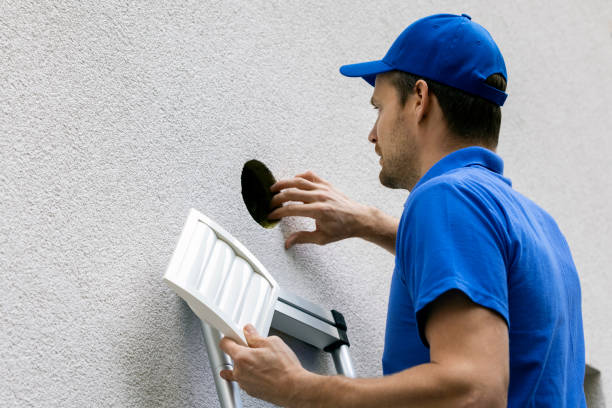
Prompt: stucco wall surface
<box><xmin>1</xmin><ymin>1</ymin><xmax>610</xmax><ymax>407</ymax></box>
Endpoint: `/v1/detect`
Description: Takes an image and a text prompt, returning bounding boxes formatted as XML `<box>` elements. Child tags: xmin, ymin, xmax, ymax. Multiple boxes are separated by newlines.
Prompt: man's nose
<box><xmin>368</xmin><ymin>123</ymin><xmax>377</xmax><ymax>144</ymax></box>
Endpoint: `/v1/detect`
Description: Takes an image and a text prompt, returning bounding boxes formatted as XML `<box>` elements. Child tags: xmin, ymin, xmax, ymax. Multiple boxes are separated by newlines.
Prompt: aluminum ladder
<box><xmin>202</xmin><ymin>288</ymin><xmax>355</xmax><ymax>407</ymax></box>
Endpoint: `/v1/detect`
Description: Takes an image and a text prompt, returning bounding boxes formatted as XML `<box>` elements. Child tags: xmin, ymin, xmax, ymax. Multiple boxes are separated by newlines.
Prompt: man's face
<box><xmin>369</xmin><ymin>73</ymin><xmax>421</xmax><ymax>190</ymax></box>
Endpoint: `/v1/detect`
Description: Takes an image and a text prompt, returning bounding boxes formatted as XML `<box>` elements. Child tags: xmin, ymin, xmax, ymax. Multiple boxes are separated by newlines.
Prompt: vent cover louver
<box><xmin>164</xmin><ymin>209</ymin><xmax>279</xmax><ymax>346</ymax></box>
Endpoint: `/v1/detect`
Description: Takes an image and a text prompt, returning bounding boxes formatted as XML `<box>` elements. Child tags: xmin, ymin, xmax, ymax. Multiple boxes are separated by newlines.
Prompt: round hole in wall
<box><xmin>241</xmin><ymin>159</ymin><xmax>280</xmax><ymax>229</ymax></box>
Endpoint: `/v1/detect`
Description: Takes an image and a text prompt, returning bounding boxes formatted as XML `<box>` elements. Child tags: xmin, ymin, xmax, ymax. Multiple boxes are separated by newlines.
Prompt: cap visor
<box><xmin>339</xmin><ymin>60</ymin><xmax>393</xmax><ymax>86</ymax></box>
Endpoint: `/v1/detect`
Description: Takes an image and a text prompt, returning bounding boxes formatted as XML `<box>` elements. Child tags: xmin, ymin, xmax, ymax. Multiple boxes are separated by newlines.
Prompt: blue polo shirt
<box><xmin>382</xmin><ymin>147</ymin><xmax>586</xmax><ymax>407</ymax></box>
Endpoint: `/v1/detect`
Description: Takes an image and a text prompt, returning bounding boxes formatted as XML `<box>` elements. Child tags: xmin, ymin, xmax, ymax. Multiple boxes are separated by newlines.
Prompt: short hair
<box><xmin>386</xmin><ymin>71</ymin><xmax>507</xmax><ymax>148</ymax></box>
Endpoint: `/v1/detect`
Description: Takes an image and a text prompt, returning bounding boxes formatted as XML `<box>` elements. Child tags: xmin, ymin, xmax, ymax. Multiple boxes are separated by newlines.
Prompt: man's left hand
<box><xmin>219</xmin><ymin>323</ymin><xmax>308</xmax><ymax>406</ymax></box>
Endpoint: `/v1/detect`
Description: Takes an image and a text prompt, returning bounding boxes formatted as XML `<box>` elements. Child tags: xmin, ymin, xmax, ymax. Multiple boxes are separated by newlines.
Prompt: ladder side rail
<box><xmin>201</xmin><ymin>322</ymin><xmax>243</xmax><ymax>408</ymax></box>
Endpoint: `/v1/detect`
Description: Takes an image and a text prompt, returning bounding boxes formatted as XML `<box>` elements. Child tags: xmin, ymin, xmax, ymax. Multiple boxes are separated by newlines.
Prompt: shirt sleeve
<box><xmin>403</xmin><ymin>179</ymin><xmax>510</xmax><ymax>348</ymax></box>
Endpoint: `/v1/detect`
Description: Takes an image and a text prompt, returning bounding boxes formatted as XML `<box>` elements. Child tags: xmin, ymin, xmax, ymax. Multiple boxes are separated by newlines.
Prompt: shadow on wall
<box><xmin>585</xmin><ymin>364</ymin><xmax>606</xmax><ymax>407</ymax></box>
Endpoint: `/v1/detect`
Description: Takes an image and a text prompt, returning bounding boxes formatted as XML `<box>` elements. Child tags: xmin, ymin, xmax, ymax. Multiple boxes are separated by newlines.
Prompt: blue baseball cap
<box><xmin>340</xmin><ymin>13</ymin><xmax>508</xmax><ymax>106</ymax></box>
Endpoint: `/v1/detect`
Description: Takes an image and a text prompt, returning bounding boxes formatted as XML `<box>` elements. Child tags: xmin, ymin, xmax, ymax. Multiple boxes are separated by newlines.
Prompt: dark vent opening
<box><xmin>241</xmin><ymin>159</ymin><xmax>280</xmax><ymax>229</ymax></box>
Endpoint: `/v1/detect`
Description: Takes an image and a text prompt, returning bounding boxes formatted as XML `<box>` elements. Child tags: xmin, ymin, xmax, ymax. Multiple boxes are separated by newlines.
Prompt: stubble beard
<box><xmin>379</xmin><ymin>117</ymin><xmax>421</xmax><ymax>191</ymax></box>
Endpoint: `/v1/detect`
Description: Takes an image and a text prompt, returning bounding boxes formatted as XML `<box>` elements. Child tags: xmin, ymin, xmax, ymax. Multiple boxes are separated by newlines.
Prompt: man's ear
<box><xmin>414</xmin><ymin>79</ymin><xmax>431</xmax><ymax>123</ymax></box>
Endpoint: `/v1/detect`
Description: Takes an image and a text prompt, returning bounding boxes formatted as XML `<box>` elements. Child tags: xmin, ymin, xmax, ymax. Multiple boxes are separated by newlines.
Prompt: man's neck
<box><xmin>418</xmin><ymin>142</ymin><xmax>495</xmax><ymax>182</ymax></box>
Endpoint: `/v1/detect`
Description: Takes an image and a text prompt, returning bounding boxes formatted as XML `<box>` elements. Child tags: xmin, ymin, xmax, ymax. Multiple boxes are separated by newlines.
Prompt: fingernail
<box><xmin>245</xmin><ymin>324</ymin><xmax>255</xmax><ymax>333</ymax></box>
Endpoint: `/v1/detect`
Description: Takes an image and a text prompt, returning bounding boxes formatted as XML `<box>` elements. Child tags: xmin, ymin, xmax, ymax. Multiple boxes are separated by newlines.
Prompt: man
<box><xmin>220</xmin><ymin>13</ymin><xmax>586</xmax><ymax>407</ymax></box>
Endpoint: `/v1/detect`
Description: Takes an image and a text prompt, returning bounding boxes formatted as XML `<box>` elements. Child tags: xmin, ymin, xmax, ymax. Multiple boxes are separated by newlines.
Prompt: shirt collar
<box><xmin>411</xmin><ymin>146</ymin><xmax>505</xmax><ymax>193</ymax></box>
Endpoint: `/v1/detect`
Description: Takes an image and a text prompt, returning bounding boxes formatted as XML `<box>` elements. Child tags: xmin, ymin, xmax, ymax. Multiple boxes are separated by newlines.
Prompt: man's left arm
<box><xmin>220</xmin><ymin>289</ymin><xmax>509</xmax><ymax>407</ymax></box>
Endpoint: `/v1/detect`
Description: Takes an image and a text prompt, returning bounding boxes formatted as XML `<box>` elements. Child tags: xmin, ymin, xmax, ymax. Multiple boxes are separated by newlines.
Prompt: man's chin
<box><xmin>379</xmin><ymin>169</ymin><xmax>402</xmax><ymax>190</ymax></box>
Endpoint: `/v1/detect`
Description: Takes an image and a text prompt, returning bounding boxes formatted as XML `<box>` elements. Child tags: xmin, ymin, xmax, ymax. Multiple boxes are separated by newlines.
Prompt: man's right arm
<box><xmin>268</xmin><ymin>171</ymin><xmax>399</xmax><ymax>255</ymax></box>
<box><xmin>357</xmin><ymin>205</ymin><xmax>399</xmax><ymax>255</ymax></box>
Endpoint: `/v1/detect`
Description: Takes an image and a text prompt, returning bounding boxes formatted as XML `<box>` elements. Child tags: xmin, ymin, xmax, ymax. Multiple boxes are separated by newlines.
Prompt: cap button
<box><xmin>461</xmin><ymin>13</ymin><xmax>472</xmax><ymax>20</ymax></box>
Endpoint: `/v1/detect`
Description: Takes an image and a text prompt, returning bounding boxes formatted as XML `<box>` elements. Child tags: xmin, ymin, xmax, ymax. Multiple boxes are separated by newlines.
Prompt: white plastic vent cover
<box><xmin>164</xmin><ymin>209</ymin><xmax>279</xmax><ymax>346</ymax></box>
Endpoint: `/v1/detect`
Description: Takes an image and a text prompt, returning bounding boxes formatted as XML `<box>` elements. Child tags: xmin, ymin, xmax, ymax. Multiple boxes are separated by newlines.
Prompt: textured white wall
<box><xmin>1</xmin><ymin>1</ymin><xmax>610</xmax><ymax>406</ymax></box>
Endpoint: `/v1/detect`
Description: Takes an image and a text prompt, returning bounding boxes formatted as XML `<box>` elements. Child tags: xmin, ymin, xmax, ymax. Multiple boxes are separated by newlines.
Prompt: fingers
<box><xmin>219</xmin><ymin>336</ymin><xmax>248</xmax><ymax>359</ymax></box>
<box><xmin>219</xmin><ymin>369</ymin><xmax>235</xmax><ymax>382</ymax></box>
<box><xmin>219</xmin><ymin>327</ymin><xmax>268</xmax><ymax>357</ymax></box>
<box><xmin>269</xmin><ymin>187</ymin><xmax>325</xmax><ymax>210</ymax></box>
<box><xmin>295</xmin><ymin>170</ymin><xmax>331</xmax><ymax>186</ymax></box>
<box><xmin>268</xmin><ymin>202</ymin><xmax>325</xmax><ymax>220</ymax></box>
<box><xmin>286</xmin><ymin>231</ymin><xmax>323</xmax><ymax>249</ymax></box>
<box><xmin>270</xmin><ymin>176</ymin><xmax>319</xmax><ymax>194</ymax></box>
<box><xmin>268</xmin><ymin>171</ymin><xmax>333</xmax><ymax>217</ymax></box>
<box><xmin>244</xmin><ymin>324</ymin><xmax>266</xmax><ymax>348</ymax></box>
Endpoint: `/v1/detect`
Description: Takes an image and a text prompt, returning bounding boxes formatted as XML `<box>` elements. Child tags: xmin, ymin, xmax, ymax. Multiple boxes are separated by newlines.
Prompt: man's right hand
<box><xmin>267</xmin><ymin>170</ymin><xmax>372</xmax><ymax>250</ymax></box>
